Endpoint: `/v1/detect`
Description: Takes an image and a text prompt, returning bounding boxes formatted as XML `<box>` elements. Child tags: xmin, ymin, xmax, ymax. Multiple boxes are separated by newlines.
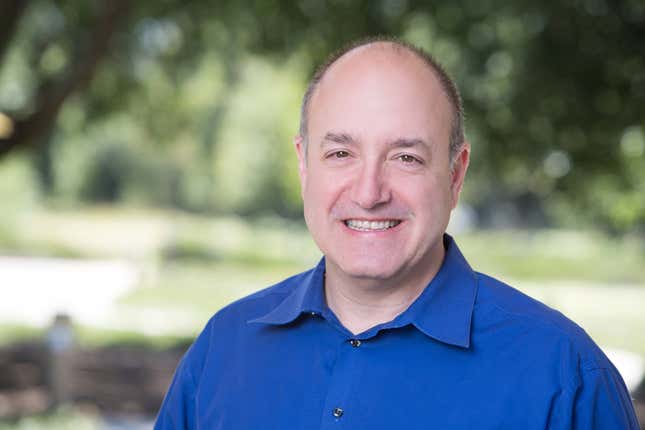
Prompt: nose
<box><xmin>349</xmin><ymin>162</ymin><xmax>391</xmax><ymax>209</ymax></box>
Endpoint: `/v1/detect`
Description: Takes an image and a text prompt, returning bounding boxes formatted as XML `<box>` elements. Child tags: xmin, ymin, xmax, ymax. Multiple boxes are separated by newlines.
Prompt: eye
<box><xmin>397</xmin><ymin>154</ymin><xmax>421</xmax><ymax>164</ymax></box>
<box><xmin>329</xmin><ymin>150</ymin><xmax>350</xmax><ymax>159</ymax></box>
<box><xmin>323</xmin><ymin>149</ymin><xmax>353</xmax><ymax>164</ymax></box>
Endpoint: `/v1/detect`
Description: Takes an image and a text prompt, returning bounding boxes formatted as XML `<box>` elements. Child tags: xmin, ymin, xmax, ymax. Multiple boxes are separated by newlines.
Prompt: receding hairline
<box><xmin>299</xmin><ymin>36</ymin><xmax>465</xmax><ymax>160</ymax></box>
<box><xmin>315</xmin><ymin>40</ymin><xmax>430</xmax><ymax>82</ymax></box>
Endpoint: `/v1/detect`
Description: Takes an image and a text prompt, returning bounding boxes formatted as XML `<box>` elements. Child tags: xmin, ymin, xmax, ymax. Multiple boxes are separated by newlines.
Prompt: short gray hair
<box><xmin>299</xmin><ymin>36</ymin><xmax>465</xmax><ymax>162</ymax></box>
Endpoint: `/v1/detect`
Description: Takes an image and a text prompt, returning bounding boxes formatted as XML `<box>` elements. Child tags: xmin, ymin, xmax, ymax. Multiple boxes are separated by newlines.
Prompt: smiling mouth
<box><xmin>344</xmin><ymin>219</ymin><xmax>402</xmax><ymax>232</ymax></box>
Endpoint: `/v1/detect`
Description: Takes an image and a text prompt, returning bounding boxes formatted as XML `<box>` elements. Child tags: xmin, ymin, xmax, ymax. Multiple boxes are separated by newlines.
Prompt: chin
<box><xmin>336</xmin><ymin>260</ymin><xmax>400</xmax><ymax>281</ymax></box>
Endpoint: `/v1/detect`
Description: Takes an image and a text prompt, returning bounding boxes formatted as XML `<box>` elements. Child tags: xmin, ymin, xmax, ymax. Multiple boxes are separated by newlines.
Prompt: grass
<box><xmin>0</xmin><ymin>325</ymin><xmax>43</xmax><ymax>346</ymax></box>
<box><xmin>0</xmin><ymin>206</ymin><xmax>643</xmax><ymax>355</ymax></box>
<box><xmin>0</xmin><ymin>407</ymin><xmax>100</xmax><ymax>430</ymax></box>
<box><xmin>73</xmin><ymin>326</ymin><xmax>193</xmax><ymax>350</ymax></box>
<box><xmin>121</xmin><ymin>261</ymin><xmax>306</xmax><ymax>313</ymax></box>
<box><xmin>0</xmin><ymin>322</ymin><xmax>192</xmax><ymax>350</ymax></box>
<box><xmin>2</xmin><ymin>206</ymin><xmax>643</xmax><ymax>283</ymax></box>
<box><xmin>457</xmin><ymin>229</ymin><xmax>645</xmax><ymax>284</ymax></box>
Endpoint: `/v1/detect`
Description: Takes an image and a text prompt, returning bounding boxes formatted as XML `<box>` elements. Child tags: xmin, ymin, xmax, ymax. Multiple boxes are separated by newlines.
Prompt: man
<box><xmin>155</xmin><ymin>38</ymin><xmax>639</xmax><ymax>429</ymax></box>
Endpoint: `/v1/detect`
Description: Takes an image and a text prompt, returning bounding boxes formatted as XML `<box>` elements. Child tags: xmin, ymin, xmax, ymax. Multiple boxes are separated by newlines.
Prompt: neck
<box><xmin>324</xmin><ymin>246</ymin><xmax>445</xmax><ymax>335</ymax></box>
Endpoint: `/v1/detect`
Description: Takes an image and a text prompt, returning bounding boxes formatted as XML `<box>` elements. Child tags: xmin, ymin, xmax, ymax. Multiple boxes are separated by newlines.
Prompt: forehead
<box><xmin>308</xmin><ymin>44</ymin><xmax>453</xmax><ymax>146</ymax></box>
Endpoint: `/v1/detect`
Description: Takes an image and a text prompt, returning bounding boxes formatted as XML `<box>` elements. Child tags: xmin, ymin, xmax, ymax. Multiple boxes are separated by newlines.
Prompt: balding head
<box><xmin>299</xmin><ymin>38</ymin><xmax>465</xmax><ymax>162</ymax></box>
<box><xmin>293</xmin><ymin>37</ymin><xmax>471</xmax><ymax>289</ymax></box>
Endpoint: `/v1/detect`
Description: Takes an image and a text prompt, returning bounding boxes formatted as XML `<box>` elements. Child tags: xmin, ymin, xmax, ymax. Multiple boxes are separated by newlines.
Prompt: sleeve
<box><xmin>154</xmin><ymin>354</ymin><xmax>198</xmax><ymax>430</ymax></box>
<box><xmin>556</xmin><ymin>365</ymin><xmax>640</xmax><ymax>429</ymax></box>
<box><xmin>154</xmin><ymin>318</ymin><xmax>215</xmax><ymax>430</ymax></box>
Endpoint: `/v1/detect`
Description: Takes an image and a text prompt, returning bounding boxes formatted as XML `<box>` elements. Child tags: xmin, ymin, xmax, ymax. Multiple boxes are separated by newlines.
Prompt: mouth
<box><xmin>343</xmin><ymin>219</ymin><xmax>402</xmax><ymax>232</ymax></box>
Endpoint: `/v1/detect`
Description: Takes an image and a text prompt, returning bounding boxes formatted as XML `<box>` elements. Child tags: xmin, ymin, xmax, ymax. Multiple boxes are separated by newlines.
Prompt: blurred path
<box><xmin>1</xmin><ymin>257</ymin><xmax>643</xmax><ymax>353</ymax></box>
<box><xmin>0</xmin><ymin>256</ymin><xmax>203</xmax><ymax>336</ymax></box>
<box><xmin>0</xmin><ymin>256</ymin><xmax>138</xmax><ymax>327</ymax></box>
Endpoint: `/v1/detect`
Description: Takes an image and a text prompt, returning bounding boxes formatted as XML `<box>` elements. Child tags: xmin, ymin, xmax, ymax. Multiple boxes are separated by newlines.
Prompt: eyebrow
<box><xmin>321</xmin><ymin>132</ymin><xmax>432</xmax><ymax>151</ymax></box>
<box><xmin>322</xmin><ymin>132</ymin><xmax>358</xmax><ymax>146</ymax></box>
<box><xmin>388</xmin><ymin>138</ymin><xmax>431</xmax><ymax>150</ymax></box>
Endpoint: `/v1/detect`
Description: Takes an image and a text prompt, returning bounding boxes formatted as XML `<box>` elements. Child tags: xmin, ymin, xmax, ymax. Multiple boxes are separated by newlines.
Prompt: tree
<box><xmin>0</xmin><ymin>0</ymin><xmax>643</xmax><ymax>230</ymax></box>
<box><xmin>0</xmin><ymin>0</ymin><xmax>129</xmax><ymax>157</ymax></box>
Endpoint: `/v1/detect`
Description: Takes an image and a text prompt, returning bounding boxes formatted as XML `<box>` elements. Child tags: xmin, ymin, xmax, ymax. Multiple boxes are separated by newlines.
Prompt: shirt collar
<box><xmin>248</xmin><ymin>257</ymin><xmax>326</xmax><ymax>325</ymax></box>
<box><xmin>249</xmin><ymin>234</ymin><xmax>477</xmax><ymax>349</ymax></box>
<box><xmin>398</xmin><ymin>234</ymin><xmax>477</xmax><ymax>348</ymax></box>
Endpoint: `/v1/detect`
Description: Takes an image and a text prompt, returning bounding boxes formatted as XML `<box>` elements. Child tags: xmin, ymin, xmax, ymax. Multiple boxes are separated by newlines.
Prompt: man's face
<box><xmin>296</xmin><ymin>47</ymin><xmax>469</xmax><ymax>286</ymax></box>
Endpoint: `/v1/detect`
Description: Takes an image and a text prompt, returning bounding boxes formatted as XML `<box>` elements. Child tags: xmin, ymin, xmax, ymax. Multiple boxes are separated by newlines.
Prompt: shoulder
<box><xmin>472</xmin><ymin>272</ymin><xmax>611</xmax><ymax>372</ymax></box>
<box><xmin>174</xmin><ymin>267</ymin><xmax>314</xmax><ymax>376</ymax></box>
<box><xmin>470</xmin><ymin>272</ymin><xmax>634</xmax><ymax>416</ymax></box>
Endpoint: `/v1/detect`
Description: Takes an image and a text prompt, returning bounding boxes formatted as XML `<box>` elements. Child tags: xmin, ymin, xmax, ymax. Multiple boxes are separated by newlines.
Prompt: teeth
<box><xmin>345</xmin><ymin>219</ymin><xmax>401</xmax><ymax>231</ymax></box>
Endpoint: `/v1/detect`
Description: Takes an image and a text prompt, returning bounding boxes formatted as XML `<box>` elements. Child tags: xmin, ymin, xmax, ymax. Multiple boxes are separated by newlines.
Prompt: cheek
<box><xmin>307</xmin><ymin>169</ymin><xmax>348</xmax><ymax>207</ymax></box>
<box><xmin>399</xmin><ymin>177</ymin><xmax>452</xmax><ymax>215</ymax></box>
<box><xmin>302</xmin><ymin>177</ymin><xmax>336</xmax><ymax>228</ymax></box>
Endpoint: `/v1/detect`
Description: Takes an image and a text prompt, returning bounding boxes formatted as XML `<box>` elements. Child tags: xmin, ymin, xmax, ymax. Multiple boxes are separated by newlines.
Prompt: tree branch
<box><xmin>0</xmin><ymin>1</ymin><xmax>130</xmax><ymax>158</ymax></box>
<box><xmin>0</xmin><ymin>0</ymin><xmax>28</xmax><ymax>66</ymax></box>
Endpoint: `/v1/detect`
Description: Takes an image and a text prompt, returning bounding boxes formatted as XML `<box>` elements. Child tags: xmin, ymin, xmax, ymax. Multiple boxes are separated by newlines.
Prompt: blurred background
<box><xmin>0</xmin><ymin>0</ymin><xmax>644</xmax><ymax>428</ymax></box>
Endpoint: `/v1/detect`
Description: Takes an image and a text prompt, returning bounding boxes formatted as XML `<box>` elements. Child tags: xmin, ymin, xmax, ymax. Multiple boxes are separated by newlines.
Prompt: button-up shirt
<box><xmin>155</xmin><ymin>235</ymin><xmax>639</xmax><ymax>429</ymax></box>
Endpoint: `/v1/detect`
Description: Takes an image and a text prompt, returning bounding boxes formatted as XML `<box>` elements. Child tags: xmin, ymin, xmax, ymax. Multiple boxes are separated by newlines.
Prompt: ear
<box><xmin>294</xmin><ymin>135</ymin><xmax>307</xmax><ymax>192</ymax></box>
<box><xmin>449</xmin><ymin>142</ymin><xmax>470</xmax><ymax>209</ymax></box>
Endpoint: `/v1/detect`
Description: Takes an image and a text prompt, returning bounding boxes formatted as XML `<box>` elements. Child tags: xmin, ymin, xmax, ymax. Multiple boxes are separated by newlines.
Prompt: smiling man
<box><xmin>294</xmin><ymin>42</ymin><xmax>468</xmax><ymax>336</ymax></box>
<box><xmin>155</xmin><ymin>38</ymin><xmax>639</xmax><ymax>429</ymax></box>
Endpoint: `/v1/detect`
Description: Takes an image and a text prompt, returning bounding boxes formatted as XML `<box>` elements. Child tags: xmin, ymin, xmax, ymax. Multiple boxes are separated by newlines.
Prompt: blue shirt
<box><xmin>155</xmin><ymin>235</ymin><xmax>639</xmax><ymax>429</ymax></box>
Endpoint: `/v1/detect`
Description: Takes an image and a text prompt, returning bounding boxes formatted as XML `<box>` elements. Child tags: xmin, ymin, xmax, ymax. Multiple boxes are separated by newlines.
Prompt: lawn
<box><xmin>0</xmin><ymin>208</ymin><xmax>644</xmax><ymax>430</ymax></box>
<box><xmin>1</xmin><ymin>207</ymin><xmax>643</xmax><ymax>356</ymax></box>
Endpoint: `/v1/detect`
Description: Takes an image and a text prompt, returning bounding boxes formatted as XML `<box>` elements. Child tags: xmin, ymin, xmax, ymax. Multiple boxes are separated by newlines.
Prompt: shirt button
<box><xmin>332</xmin><ymin>407</ymin><xmax>344</xmax><ymax>418</ymax></box>
<box><xmin>349</xmin><ymin>339</ymin><xmax>361</xmax><ymax>347</ymax></box>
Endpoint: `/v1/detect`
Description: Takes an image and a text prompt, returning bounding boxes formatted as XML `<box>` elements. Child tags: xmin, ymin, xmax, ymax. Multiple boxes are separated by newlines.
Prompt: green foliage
<box><xmin>78</xmin><ymin>141</ymin><xmax>183</xmax><ymax>207</ymax></box>
<box><xmin>1</xmin><ymin>0</ymin><xmax>644</xmax><ymax>230</ymax></box>
<box><xmin>0</xmin><ymin>153</ymin><xmax>44</xmax><ymax>254</ymax></box>
<box><xmin>0</xmin><ymin>153</ymin><xmax>39</xmax><ymax>216</ymax></box>
<box><xmin>211</xmin><ymin>55</ymin><xmax>305</xmax><ymax>216</ymax></box>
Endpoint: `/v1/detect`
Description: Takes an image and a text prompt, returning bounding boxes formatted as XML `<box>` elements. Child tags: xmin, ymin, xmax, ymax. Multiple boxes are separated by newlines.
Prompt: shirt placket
<box><xmin>318</xmin><ymin>335</ymin><xmax>366</xmax><ymax>430</ymax></box>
